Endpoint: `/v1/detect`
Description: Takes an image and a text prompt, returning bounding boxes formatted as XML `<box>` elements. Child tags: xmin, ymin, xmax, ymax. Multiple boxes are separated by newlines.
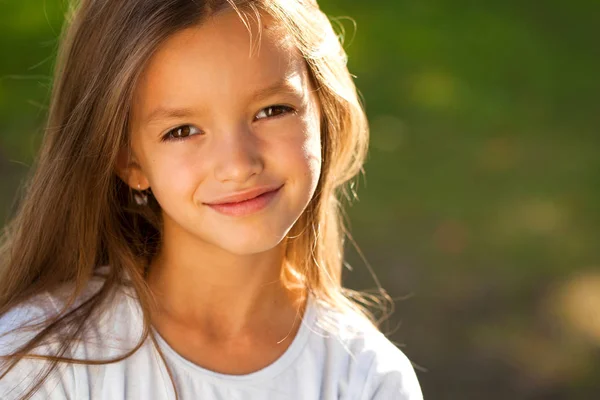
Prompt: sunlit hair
<box><xmin>0</xmin><ymin>0</ymin><xmax>391</xmax><ymax>398</ymax></box>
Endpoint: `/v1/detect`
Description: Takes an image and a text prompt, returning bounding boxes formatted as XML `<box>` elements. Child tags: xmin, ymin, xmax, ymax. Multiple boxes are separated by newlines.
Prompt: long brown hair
<box><xmin>0</xmin><ymin>0</ymin><xmax>391</xmax><ymax>398</ymax></box>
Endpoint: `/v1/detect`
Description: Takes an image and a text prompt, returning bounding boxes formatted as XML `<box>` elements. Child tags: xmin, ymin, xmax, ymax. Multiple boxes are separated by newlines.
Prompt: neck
<box><xmin>146</xmin><ymin>221</ymin><xmax>305</xmax><ymax>340</ymax></box>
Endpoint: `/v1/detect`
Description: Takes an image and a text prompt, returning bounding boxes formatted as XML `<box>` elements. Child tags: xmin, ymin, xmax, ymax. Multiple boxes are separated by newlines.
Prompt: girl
<box><xmin>0</xmin><ymin>0</ymin><xmax>423</xmax><ymax>399</ymax></box>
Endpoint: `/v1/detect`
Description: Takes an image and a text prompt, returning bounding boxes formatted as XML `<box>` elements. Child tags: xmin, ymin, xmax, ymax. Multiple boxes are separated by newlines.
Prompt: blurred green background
<box><xmin>1</xmin><ymin>0</ymin><xmax>599</xmax><ymax>399</ymax></box>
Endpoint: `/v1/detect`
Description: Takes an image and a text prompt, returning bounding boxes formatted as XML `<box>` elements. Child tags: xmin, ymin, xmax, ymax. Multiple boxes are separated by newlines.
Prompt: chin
<box><xmin>216</xmin><ymin>234</ymin><xmax>285</xmax><ymax>256</ymax></box>
<box><xmin>200</xmin><ymin>210</ymin><xmax>299</xmax><ymax>256</ymax></box>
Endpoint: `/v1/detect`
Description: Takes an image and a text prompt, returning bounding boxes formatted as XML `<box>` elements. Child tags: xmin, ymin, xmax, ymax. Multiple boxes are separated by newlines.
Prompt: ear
<box><xmin>114</xmin><ymin>146</ymin><xmax>150</xmax><ymax>190</ymax></box>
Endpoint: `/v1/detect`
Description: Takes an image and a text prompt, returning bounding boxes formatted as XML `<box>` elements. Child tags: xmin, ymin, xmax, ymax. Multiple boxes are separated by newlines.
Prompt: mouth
<box><xmin>203</xmin><ymin>185</ymin><xmax>283</xmax><ymax>217</ymax></box>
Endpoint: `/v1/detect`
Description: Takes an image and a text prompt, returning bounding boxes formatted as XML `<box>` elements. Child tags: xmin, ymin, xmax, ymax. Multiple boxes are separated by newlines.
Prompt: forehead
<box><xmin>132</xmin><ymin>10</ymin><xmax>308</xmax><ymax>119</ymax></box>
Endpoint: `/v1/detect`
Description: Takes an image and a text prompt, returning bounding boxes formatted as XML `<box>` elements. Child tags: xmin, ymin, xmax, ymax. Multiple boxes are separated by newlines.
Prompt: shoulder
<box><xmin>0</xmin><ymin>292</ymin><xmax>62</xmax><ymax>356</ymax></box>
<box><xmin>309</xmin><ymin>299</ymin><xmax>423</xmax><ymax>400</ymax></box>
<box><xmin>357</xmin><ymin>330</ymin><xmax>423</xmax><ymax>400</ymax></box>
<box><xmin>0</xmin><ymin>267</ymin><xmax>141</xmax><ymax>352</ymax></box>
<box><xmin>0</xmin><ymin>269</ymin><xmax>109</xmax><ymax>353</ymax></box>
<box><xmin>0</xmin><ymin>290</ymin><xmax>74</xmax><ymax>399</ymax></box>
<box><xmin>0</xmin><ymin>268</ymin><xmax>143</xmax><ymax>399</ymax></box>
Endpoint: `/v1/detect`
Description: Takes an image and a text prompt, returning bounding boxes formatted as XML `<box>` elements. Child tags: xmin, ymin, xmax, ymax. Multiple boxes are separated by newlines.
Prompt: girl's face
<box><xmin>125</xmin><ymin>11</ymin><xmax>322</xmax><ymax>255</ymax></box>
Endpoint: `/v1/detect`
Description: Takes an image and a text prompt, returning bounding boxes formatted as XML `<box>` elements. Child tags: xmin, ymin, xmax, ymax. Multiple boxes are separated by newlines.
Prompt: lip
<box><xmin>204</xmin><ymin>184</ymin><xmax>283</xmax><ymax>205</ymax></box>
<box><xmin>203</xmin><ymin>184</ymin><xmax>283</xmax><ymax>217</ymax></box>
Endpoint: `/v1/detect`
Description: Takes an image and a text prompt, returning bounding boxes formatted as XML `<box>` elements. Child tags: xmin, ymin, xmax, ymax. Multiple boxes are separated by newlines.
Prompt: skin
<box><xmin>116</xmin><ymin>10</ymin><xmax>322</xmax><ymax>374</ymax></box>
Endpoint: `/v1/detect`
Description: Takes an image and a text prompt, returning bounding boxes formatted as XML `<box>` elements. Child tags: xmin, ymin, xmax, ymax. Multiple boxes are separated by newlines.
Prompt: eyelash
<box><xmin>160</xmin><ymin>104</ymin><xmax>297</xmax><ymax>142</ymax></box>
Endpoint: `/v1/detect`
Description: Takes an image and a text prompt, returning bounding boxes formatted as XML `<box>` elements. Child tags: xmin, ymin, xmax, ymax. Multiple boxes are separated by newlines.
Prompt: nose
<box><xmin>212</xmin><ymin>124</ymin><xmax>264</xmax><ymax>183</ymax></box>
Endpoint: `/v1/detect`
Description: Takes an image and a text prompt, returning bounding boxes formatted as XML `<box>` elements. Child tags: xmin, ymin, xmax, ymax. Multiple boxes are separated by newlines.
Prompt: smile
<box><xmin>204</xmin><ymin>185</ymin><xmax>283</xmax><ymax>217</ymax></box>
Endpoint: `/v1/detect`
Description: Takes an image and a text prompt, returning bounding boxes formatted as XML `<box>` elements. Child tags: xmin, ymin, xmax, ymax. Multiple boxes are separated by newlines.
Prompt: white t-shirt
<box><xmin>0</xmin><ymin>276</ymin><xmax>423</xmax><ymax>400</ymax></box>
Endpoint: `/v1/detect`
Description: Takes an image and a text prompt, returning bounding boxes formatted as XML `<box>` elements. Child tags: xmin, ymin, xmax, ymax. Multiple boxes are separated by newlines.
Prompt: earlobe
<box><xmin>114</xmin><ymin>146</ymin><xmax>150</xmax><ymax>190</ymax></box>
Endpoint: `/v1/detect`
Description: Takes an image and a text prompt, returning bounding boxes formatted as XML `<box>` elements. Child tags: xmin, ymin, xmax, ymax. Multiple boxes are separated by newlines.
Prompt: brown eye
<box><xmin>174</xmin><ymin>126</ymin><xmax>190</xmax><ymax>138</ymax></box>
<box><xmin>162</xmin><ymin>125</ymin><xmax>202</xmax><ymax>142</ymax></box>
<box><xmin>255</xmin><ymin>105</ymin><xmax>295</xmax><ymax>120</ymax></box>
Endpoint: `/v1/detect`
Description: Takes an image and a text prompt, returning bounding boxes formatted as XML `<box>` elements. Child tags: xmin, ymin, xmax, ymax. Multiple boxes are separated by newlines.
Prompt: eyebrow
<box><xmin>142</xmin><ymin>78</ymin><xmax>304</xmax><ymax>127</ymax></box>
<box><xmin>250</xmin><ymin>77</ymin><xmax>303</xmax><ymax>102</ymax></box>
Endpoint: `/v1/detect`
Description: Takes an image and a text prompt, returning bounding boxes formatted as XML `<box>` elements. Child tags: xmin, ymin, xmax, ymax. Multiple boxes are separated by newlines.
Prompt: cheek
<box><xmin>302</xmin><ymin>114</ymin><xmax>323</xmax><ymax>182</ymax></box>
<box><xmin>277</xmin><ymin>119</ymin><xmax>322</xmax><ymax>191</ymax></box>
<box><xmin>141</xmin><ymin>147</ymin><xmax>205</xmax><ymax>205</ymax></box>
<box><xmin>303</xmin><ymin>132</ymin><xmax>322</xmax><ymax>183</ymax></box>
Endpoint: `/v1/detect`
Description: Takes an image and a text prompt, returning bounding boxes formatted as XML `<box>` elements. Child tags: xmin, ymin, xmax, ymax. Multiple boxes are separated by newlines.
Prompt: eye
<box><xmin>255</xmin><ymin>105</ymin><xmax>296</xmax><ymax>121</ymax></box>
<box><xmin>161</xmin><ymin>125</ymin><xmax>203</xmax><ymax>142</ymax></box>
